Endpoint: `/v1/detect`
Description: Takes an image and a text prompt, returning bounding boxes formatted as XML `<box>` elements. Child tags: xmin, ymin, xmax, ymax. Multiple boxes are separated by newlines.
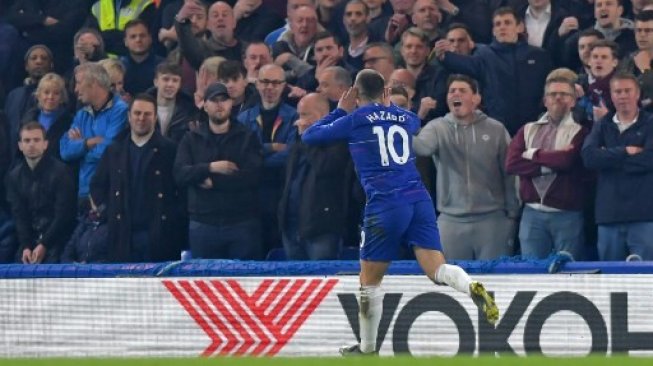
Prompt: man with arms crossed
<box><xmin>302</xmin><ymin>69</ymin><xmax>499</xmax><ymax>355</ymax></box>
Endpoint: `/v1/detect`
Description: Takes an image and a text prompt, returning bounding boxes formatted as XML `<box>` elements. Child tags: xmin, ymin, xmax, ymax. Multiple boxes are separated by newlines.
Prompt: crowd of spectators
<box><xmin>1</xmin><ymin>0</ymin><xmax>653</xmax><ymax>264</ymax></box>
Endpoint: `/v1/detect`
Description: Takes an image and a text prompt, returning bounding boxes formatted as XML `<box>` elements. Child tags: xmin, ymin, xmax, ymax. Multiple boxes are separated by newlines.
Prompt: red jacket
<box><xmin>505</xmin><ymin>113</ymin><xmax>589</xmax><ymax>211</ymax></box>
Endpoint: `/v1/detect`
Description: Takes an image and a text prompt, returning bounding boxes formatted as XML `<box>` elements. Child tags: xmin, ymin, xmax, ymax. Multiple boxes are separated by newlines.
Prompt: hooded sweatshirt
<box><xmin>413</xmin><ymin>110</ymin><xmax>520</xmax><ymax>220</ymax></box>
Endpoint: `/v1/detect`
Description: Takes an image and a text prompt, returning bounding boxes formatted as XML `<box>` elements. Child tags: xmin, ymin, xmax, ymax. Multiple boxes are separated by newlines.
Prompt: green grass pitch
<box><xmin>1</xmin><ymin>357</ymin><xmax>652</xmax><ymax>366</ymax></box>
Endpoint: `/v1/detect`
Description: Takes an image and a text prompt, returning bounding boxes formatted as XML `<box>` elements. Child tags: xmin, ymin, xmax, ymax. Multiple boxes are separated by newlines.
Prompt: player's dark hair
<box><xmin>355</xmin><ymin>69</ymin><xmax>385</xmax><ymax>101</ymax></box>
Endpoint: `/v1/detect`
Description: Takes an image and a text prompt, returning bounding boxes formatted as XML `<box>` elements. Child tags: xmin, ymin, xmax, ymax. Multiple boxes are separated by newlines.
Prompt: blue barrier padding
<box><xmin>0</xmin><ymin>255</ymin><xmax>653</xmax><ymax>278</ymax></box>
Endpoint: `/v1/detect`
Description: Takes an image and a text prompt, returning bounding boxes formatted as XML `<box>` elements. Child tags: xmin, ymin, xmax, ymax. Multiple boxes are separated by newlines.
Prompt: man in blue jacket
<box><xmin>582</xmin><ymin>72</ymin><xmax>653</xmax><ymax>261</ymax></box>
<box><xmin>434</xmin><ymin>6</ymin><xmax>553</xmax><ymax>135</ymax></box>
<box><xmin>238</xmin><ymin>64</ymin><xmax>298</xmax><ymax>255</ymax></box>
<box><xmin>60</xmin><ymin>63</ymin><xmax>128</xmax><ymax>207</ymax></box>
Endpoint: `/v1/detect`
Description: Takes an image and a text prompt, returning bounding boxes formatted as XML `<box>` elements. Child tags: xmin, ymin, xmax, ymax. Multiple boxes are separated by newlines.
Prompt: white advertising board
<box><xmin>0</xmin><ymin>275</ymin><xmax>652</xmax><ymax>357</ymax></box>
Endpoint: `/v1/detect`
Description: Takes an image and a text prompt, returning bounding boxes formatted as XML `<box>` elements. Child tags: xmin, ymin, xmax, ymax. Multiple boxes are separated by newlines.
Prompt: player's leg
<box><xmin>340</xmin><ymin>207</ymin><xmax>409</xmax><ymax>356</ymax></box>
<box><xmin>408</xmin><ymin>201</ymin><xmax>499</xmax><ymax>325</ymax></box>
<box><xmin>356</xmin><ymin>259</ymin><xmax>389</xmax><ymax>354</ymax></box>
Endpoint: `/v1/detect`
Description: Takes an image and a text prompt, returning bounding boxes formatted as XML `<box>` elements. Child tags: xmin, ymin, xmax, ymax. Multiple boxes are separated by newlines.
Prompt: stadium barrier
<box><xmin>1</xmin><ymin>259</ymin><xmax>652</xmax><ymax>358</ymax></box>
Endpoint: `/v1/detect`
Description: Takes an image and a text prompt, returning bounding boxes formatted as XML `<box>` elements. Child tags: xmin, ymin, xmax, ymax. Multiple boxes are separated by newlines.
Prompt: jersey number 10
<box><xmin>372</xmin><ymin>125</ymin><xmax>410</xmax><ymax>166</ymax></box>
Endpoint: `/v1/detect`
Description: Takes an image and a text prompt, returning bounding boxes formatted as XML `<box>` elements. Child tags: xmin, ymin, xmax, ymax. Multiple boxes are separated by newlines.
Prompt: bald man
<box><xmin>238</xmin><ymin>63</ymin><xmax>299</xmax><ymax>256</ymax></box>
<box><xmin>176</xmin><ymin>1</ymin><xmax>243</xmax><ymax>69</ymax></box>
<box><xmin>278</xmin><ymin>93</ymin><xmax>352</xmax><ymax>260</ymax></box>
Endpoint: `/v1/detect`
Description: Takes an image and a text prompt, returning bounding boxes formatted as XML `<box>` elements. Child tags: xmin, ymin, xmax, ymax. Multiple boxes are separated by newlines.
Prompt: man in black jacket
<box><xmin>6</xmin><ymin>122</ymin><xmax>76</xmax><ymax>263</ymax></box>
<box><xmin>91</xmin><ymin>93</ymin><xmax>184</xmax><ymax>262</ymax></box>
<box><xmin>174</xmin><ymin>83</ymin><xmax>264</xmax><ymax>260</ymax></box>
<box><xmin>278</xmin><ymin>93</ymin><xmax>351</xmax><ymax>260</ymax></box>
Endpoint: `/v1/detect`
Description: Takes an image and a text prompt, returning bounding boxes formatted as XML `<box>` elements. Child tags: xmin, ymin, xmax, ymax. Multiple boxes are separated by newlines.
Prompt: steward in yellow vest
<box><xmin>89</xmin><ymin>0</ymin><xmax>155</xmax><ymax>56</ymax></box>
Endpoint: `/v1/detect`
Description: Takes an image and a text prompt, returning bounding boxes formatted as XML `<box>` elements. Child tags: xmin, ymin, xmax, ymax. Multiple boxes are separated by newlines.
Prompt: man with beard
<box><xmin>91</xmin><ymin>94</ymin><xmax>184</xmax><ymax>262</ymax></box>
<box><xmin>175</xmin><ymin>83</ymin><xmax>263</xmax><ymax>259</ymax></box>
<box><xmin>5</xmin><ymin>45</ymin><xmax>54</xmax><ymax>164</ymax></box>
<box><xmin>120</xmin><ymin>19</ymin><xmax>164</xmax><ymax>96</ymax></box>
<box><xmin>343</xmin><ymin>0</ymin><xmax>376</xmax><ymax>71</ymax></box>
<box><xmin>6</xmin><ymin>122</ymin><xmax>76</xmax><ymax>264</ymax></box>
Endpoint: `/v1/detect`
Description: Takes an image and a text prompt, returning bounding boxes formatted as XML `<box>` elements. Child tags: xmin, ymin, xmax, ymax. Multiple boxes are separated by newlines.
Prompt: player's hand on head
<box><xmin>338</xmin><ymin>87</ymin><xmax>358</xmax><ymax>113</ymax></box>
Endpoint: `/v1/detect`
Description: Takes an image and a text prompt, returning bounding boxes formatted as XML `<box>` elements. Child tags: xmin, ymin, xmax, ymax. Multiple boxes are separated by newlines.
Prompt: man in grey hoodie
<box><xmin>413</xmin><ymin>74</ymin><xmax>519</xmax><ymax>260</ymax></box>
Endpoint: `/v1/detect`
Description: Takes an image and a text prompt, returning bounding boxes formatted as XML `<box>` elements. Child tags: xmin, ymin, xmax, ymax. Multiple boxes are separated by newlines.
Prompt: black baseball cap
<box><xmin>204</xmin><ymin>82</ymin><xmax>229</xmax><ymax>101</ymax></box>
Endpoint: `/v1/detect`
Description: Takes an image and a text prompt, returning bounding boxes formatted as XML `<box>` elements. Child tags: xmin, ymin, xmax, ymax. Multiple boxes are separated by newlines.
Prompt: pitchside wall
<box><xmin>0</xmin><ymin>261</ymin><xmax>652</xmax><ymax>358</ymax></box>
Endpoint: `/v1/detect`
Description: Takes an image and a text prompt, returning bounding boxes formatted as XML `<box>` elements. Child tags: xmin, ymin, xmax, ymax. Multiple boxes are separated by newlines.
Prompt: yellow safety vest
<box><xmin>91</xmin><ymin>0</ymin><xmax>153</xmax><ymax>31</ymax></box>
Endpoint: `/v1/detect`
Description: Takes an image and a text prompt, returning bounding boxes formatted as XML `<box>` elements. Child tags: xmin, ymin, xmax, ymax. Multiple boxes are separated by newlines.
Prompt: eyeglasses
<box><xmin>635</xmin><ymin>28</ymin><xmax>653</xmax><ymax>34</ymax></box>
<box><xmin>257</xmin><ymin>79</ymin><xmax>285</xmax><ymax>86</ymax></box>
<box><xmin>545</xmin><ymin>91</ymin><xmax>574</xmax><ymax>98</ymax></box>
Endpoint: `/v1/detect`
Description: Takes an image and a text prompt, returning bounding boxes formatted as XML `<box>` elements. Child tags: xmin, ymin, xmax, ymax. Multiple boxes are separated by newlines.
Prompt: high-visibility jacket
<box><xmin>91</xmin><ymin>0</ymin><xmax>153</xmax><ymax>31</ymax></box>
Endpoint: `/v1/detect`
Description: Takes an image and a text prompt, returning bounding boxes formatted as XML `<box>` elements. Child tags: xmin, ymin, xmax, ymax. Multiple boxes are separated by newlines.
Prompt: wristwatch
<box><xmin>450</xmin><ymin>6</ymin><xmax>460</xmax><ymax>16</ymax></box>
<box><xmin>175</xmin><ymin>14</ymin><xmax>189</xmax><ymax>24</ymax></box>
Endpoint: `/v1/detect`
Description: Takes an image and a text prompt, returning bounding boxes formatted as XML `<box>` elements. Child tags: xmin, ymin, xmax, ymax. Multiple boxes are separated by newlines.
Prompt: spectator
<box><xmin>562</xmin><ymin>0</ymin><xmax>637</xmax><ymax>72</ymax></box>
<box><xmin>578</xmin><ymin>40</ymin><xmax>620</xmax><ymax>124</ymax></box>
<box><xmin>6</xmin><ymin>45</ymin><xmax>54</xmax><ymax>164</ymax></box>
<box><xmin>505</xmin><ymin>76</ymin><xmax>589</xmax><ymax>260</ymax></box>
<box><xmin>296</xmin><ymin>31</ymin><xmax>353</xmax><ymax>92</ymax></box>
<box><xmin>435</xmin><ymin>7</ymin><xmax>553</xmax><ymax>135</ymax></box>
<box><xmin>582</xmin><ymin>72</ymin><xmax>653</xmax><ymax>261</ymax></box>
<box><xmin>120</xmin><ymin>19</ymin><xmax>164</xmax><ymax>96</ymax></box>
<box><xmin>444</xmin><ymin>23</ymin><xmax>477</xmax><ymax>57</ymax></box>
<box><xmin>389</xmin><ymin>68</ymin><xmax>417</xmax><ymax>101</ymax></box>
<box><xmin>400</xmin><ymin>27</ymin><xmax>449</xmax><ymax>120</ymax></box>
<box><xmin>91</xmin><ymin>94</ymin><xmax>184</xmax><ymax>262</ymax></box>
<box><xmin>60</xmin><ymin>203</ymin><xmax>109</xmax><ymax>263</ymax></box>
<box><xmin>4</xmin><ymin>0</ymin><xmax>88</xmax><ymax>75</ymax></box>
<box><xmin>317</xmin><ymin>66</ymin><xmax>352</xmax><ymax>110</ymax></box>
<box><xmin>413</xmin><ymin>74</ymin><xmax>519</xmax><ymax>260</ymax></box>
<box><xmin>6</xmin><ymin>122</ymin><xmax>76</xmax><ymax>264</ymax></box>
<box><xmin>243</xmin><ymin>41</ymin><xmax>273</xmax><ymax>83</ymax></box>
<box><xmin>71</xmin><ymin>28</ymin><xmax>108</xmax><ymax>72</ymax></box>
<box><xmin>574</xmin><ymin>28</ymin><xmax>605</xmax><ymax>76</ymax></box>
<box><xmin>516</xmin><ymin>0</ymin><xmax>569</xmax><ymax>65</ymax></box>
<box><xmin>411</xmin><ymin>0</ymin><xmax>444</xmax><ymax>48</ymax></box>
<box><xmin>174</xmin><ymin>82</ymin><xmax>264</xmax><ymax>259</ymax></box>
<box><xmin>175</xmin><ymin>1</ymin><xmax>242</xmax><ymax>70</ymax></box>
<box><xmin>217</xmin><ymin>60</ymin><xmax>259</xmax><ymax>118</ymax></box>
<box><xmin>60</xmin><ymin>63</ymin><xmax>128</xmax><ymax>202</ymax></box>
<box><xmin>238</xmin><ymin>64</ymin><xmax>298</xmax><ymax>255</ymax></box>
<box><xmin>87</xmin><ymin>0</ymin><xmax>156</xmax><ymax>57</ymax></box>
<box><xmin>20</xmin><ymin>73</ymin><xmax>72</xmax><ymax>162</ymax></box>
<box><xmin>273</xmin><ymin>5</ymin><xmax>320</xmax><ymax>83</ymax></box>
<box><xmin>278</xmin><ymin>93</ymin><xmax>351</xmax><ymax>260</ymax></box>
<box><xmin>265</xmin><ymin>0</ymin><xmax>316</xmax><ymax>45</ymax></box>
<box><xmin>164</xmin><ymin>0</ymin><xmax>208</xmax><ymax>95</ymax></box>
<box><xmin>149</xmin><ymin>63</ymin><xmax>197</xmax><ymax>144</ymax></box>
<box><xmin>342</xmin><ymin>0</ymin><xmax>375</xmax><ymax>71</ymax></box>
<box><xmin>194</xmin><ymin>56</ymin><xmax>226</xmax><ymax>109</ymax></box>
<box><xmin>98</xmin><ymin>58</ymin><xmax>129</xmax><ymax>102</ymax></box>
<box><xmin>233</xmin><ymin>0</ymin><xmax>284</xmax><ymax>43</ymax></box>
<box><xmin>619</xmin><ymin>10</ymin><xmax>653</xmax><ymax>111</ymax></box>
<box><xmin>388</xmin><ymin>85</ymin><xmax>411</xmax><ymax>108</ymax></box>
<box><xmin>372</xmin><ymin>0</ymin><xmax>415</xmax><ymax>45</ymax></box>
<box><xmin>363</xmin><ymin>42</ymin><xmax>396</xmax><ymax>84</ymax></box>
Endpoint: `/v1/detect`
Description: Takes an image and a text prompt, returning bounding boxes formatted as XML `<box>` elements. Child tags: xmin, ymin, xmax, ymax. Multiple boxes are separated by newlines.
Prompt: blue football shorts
<box><xmin>359</xmin><ymin>200</ymin><xmax>442</xmax><ymax>261</ymax></box>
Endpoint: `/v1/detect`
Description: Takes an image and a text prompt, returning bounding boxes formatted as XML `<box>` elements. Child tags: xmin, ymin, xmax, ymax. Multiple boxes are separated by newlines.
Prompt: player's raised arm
<box><xmin>301</xmin><ymin>87</ymin><xmax>358</xmax><ymax>144</ymax></box>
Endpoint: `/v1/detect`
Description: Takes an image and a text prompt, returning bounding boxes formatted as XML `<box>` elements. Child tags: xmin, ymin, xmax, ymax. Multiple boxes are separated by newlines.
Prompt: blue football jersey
<box><xmin>302</xmin><ymin>103</ymin><xmax>431</xmax><ymax>214</ymax></box>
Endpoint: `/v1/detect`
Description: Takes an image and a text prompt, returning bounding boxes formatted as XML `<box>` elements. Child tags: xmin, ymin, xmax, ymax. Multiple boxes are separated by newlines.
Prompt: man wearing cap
<box><xmin>5</xmin><ymin>45</ymin><xmax>54</xmax><ymax>164</ymax></box>
<box><xmin>174</xmin><ymin>83</ymin><xmax>264</xmax><ymax>260</ymax></box>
